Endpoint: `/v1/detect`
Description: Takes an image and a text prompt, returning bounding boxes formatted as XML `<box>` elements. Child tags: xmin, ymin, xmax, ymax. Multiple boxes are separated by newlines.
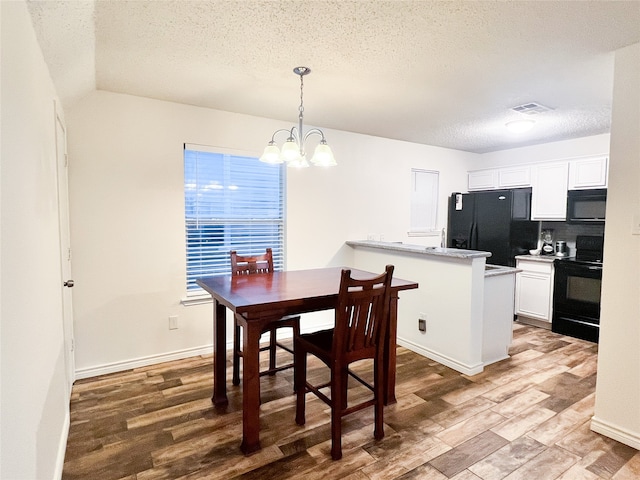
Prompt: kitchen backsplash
<box><xmin>539</xmin><ymin>221</ymin><xmax>605</xmax><ymax>254</ymax></box>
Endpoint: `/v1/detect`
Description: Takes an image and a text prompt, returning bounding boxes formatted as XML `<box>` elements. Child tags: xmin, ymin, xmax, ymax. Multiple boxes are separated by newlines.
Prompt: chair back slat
<box><xmin>333</xmin><ymin>265</ymin><xmax>394</xmax><ymax>359</ymax></box>
<box><xmin>230</xmin><ymin>248</ymin><xmax>274</xmax><ymax>276</ymax></box>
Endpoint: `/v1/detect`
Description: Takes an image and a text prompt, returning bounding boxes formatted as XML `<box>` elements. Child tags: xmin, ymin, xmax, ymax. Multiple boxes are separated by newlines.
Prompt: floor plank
<box><xmin>62</xmin><ymin>323</ymin><xmax>639</xmax><ymax>479</ymax></box>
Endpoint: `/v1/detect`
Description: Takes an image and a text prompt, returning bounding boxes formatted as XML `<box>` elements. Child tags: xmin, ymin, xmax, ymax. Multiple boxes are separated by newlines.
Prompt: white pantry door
<box><xmin>55</xmin><ymin>101</ymin><xmax>75</xmax><ymax>394</ymax></box>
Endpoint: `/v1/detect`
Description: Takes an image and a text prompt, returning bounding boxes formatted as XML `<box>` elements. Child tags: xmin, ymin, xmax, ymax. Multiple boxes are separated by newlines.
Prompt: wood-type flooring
<box><xmin>63</xmin><ymin>323</ymin><xmax>640</xmax><ymax>479</ymax></box>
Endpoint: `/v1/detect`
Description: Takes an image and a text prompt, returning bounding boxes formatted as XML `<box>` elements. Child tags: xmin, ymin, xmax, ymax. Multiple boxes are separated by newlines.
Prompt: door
<box><xmin>55</xmin><ymin>101</ymin><xmax>75</xmax><ymax>394</ymax></box>
<box><xmin>474</xmin><ymin>190</ymin><xmax>512</xmax><ymax>266</ymax></box>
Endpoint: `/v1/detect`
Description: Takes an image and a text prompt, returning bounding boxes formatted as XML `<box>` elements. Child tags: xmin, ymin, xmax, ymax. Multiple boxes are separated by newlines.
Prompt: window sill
<box><xmin>181</xmin><ymin>294</ymin><xmax>212</xmax><ymax>306</ymax></box>
<box><xmin>407</xmin><ymin>230</ymin><xmax>440</xmax><ymax>237</ymax></box>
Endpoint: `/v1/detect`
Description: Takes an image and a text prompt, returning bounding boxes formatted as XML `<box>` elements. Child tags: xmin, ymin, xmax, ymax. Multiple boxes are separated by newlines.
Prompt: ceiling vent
<box><xmin>511</xmin><ymin>102</ymin><xmax>554</xmax><ymax>115</ymax></box>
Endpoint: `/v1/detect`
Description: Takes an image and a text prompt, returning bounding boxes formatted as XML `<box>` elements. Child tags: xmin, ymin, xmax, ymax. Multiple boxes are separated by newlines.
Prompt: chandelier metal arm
<box><xmin>301</xmin><ymin>128</ymin><xmax>326</xmax><ymax>150</ymax></box>
<box><xmin>268</xmin><ymin>128</ymin><xmax>295</xmax><ymax>144</ymax></box>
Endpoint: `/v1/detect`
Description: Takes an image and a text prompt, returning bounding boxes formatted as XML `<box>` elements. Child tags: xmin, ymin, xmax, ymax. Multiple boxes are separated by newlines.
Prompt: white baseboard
<box><xmin>75</xmin><ymin>345</ymin><xmax>215</xmax><ymax>380</ymax></box>
<box><xmin>397</xmin><ymin>337</ymin><xmax>485</xmax><ymax>376</ymax></box>
<box><xmin>590</xmin><ymin>415</ymin><xmax>640</xmax><ymax>450</ymax></box>
<box><xmin>54</xmin><ymin>409</ymin><xmax>70</xmax><ymax>480</ymax></box>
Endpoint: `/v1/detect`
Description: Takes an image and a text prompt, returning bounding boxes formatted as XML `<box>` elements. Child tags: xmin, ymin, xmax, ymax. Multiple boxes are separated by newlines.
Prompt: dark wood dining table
<box><xmin>196</xmin><ymin>266</ymin><xmax>418</xmax><ymax>454</ymax></box>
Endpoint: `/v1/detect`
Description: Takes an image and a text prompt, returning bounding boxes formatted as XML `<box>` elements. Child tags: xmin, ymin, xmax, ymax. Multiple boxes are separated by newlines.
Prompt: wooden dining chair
<box><xmin>294</xmin><ymin>265</ymin><xmax>394</xmax><ymax>460</ymax></box>
<box><xmin>230</xmin><ymin>248</ymin><xmax>301</xmax><ymax>388</ymax></box>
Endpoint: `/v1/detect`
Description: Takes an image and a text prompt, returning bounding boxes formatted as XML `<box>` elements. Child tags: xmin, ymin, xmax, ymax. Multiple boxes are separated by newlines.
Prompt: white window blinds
<box><xmin>184</xmin><ymin>144</ymin><xmax>285</xmax><ymax>294</ymax></box>
<box><xmin>410</xmin><ymin>169</ymin><xmax>439</xmax><ymax>233</ymax></box>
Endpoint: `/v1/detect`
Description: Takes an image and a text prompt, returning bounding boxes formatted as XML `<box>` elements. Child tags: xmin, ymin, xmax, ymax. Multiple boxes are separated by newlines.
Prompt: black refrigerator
<box><xmin>447</xmin><ymin>188</ymin><xmax>539</xmax><ymax>267</ymax></box>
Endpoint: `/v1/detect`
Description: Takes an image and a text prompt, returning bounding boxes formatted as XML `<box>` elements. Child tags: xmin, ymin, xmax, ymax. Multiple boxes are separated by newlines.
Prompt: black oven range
<box><xmin>552</xmin><ymin>235</ymin><xmax>603</xmax><ymax>343</ymax></box>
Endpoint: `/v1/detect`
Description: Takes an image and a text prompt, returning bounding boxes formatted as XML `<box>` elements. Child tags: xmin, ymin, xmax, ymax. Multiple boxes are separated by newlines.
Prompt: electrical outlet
<box><xmin>169</xmin><ymin>315</ymin><xmax>178</xmax><ymax>330</ymax></box>
<box><xmin>418</xmin><ymin>318</ymin><xmax>426</xmax><ymax>332</ymax></box>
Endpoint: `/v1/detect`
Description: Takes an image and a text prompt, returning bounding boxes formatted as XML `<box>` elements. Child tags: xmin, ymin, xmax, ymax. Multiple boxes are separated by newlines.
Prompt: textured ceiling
<box><xmin>27</xmin><ymin>0</ymin><xmax>640</xmax><ymax>153</ymax></box>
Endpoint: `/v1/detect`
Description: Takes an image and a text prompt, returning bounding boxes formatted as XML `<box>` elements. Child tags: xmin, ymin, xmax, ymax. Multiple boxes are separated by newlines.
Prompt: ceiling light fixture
<box><xmin>505</xmin><ymin>119</ymin><xmax>535</xmax><ymax>134</ymax></box>
<box><xmin>260</xmin><ymin>67</ymin><xmax>336</xmax><ymax>168</ymax></box>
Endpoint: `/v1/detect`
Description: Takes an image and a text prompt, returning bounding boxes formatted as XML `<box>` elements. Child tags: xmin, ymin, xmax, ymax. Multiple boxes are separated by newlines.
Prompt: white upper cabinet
<box><xmin>497</xmin><ymin>166</ymin><xmax>531</xmax><ymax>188</ymax></box>
<box><xmin>568</xmin><ymin>156</ymin><xmax>608</xmax><ymax>189</ymax></box>
<box><xmin>468</xmin><ymin>166</ymin><xmax>531</xmax><ymax>191</ymax></box>
<box><xmin>467</xmin><ymin>156</ymin><xmax>606</xmax><ymax>220</ymax></box>
<box><xmin>531</xmin><ymin>162</ymin><xmax>569</xmax><ymax>220</ymax></box>
<box><xmin>468</xmin><ymin>170</ymin><xmax>497</xmax><ymax>190</ymax></box>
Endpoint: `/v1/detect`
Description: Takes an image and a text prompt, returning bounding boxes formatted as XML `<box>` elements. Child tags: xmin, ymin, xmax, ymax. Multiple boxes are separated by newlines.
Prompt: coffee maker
<box><xmin>555</xmin><ymin>240</ymin><xmax>568</xmax><ymax>257</ymax></box>
<box><xmin>541</xmin><ymin>229</ymin><xmax>555</xmax><ymax>255</ymax></box>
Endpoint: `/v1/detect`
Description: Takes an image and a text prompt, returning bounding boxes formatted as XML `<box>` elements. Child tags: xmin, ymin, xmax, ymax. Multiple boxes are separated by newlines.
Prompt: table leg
<box><xmin>240</xmin><ymin>318</ymin><xmax>262</xmax><ymax>454</ymax></box>
<box><xmin>212</xmin><ymin>300</ymin><xmax>228</xmax><ymax>406</ymax></box>
<box><xmin>383</xmin><ymin>293</ymin><xmax>399</xmax><ymax>405</ymax></box>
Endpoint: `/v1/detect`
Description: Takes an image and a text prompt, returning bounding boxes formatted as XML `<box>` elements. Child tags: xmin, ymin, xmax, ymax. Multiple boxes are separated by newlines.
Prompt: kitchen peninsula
<box><xmin>346</xmin><ymin>240</ymin><xmax>519</xmax><ymax>375</ymax></box>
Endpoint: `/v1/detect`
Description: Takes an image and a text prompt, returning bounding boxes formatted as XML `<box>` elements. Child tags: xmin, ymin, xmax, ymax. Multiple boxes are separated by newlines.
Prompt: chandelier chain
<box><xmin>298</xmin><ymin>74</ymin><xmax>304</xmax><ymax>122</ymax></box>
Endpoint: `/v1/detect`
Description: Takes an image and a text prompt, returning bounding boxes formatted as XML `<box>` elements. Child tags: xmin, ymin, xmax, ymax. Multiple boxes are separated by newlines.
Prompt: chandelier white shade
<box><xmin>260</xmin><ymin>67</ymin><xmax>336</xmax><ymax>168</ymax></box>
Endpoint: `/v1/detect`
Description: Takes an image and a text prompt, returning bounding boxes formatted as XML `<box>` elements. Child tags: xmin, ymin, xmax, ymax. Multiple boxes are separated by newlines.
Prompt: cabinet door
<box><xmin>498</xmin><ymin>166</ymin><xmax>531</xmax><ymax>188</ymax></box>
<box><xmin>531</xmin><ymin>162</ymin><xmax>569</xmax><ymax>220</ymax></box>
<box><xmin>515</xmin><ymin>272</ymin><xmax>553</xmax><ymax>321</ymax></box>
<box><xmin>468</xmin><ymin>170</ymin><xmax>497</xmax><ymax>190</ymax></box>
<box><xmin>569</xmin><ymin>156</ymin><xmax>608</xmax><ymax>189</ymax></box>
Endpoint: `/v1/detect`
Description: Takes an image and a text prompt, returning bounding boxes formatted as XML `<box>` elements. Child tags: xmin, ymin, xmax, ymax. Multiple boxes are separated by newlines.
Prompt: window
<box><xmin>184</xmin><ymin>144</ymin><xmax>285</xmax><ymax>295</ymax></box>
<box><xmin>409</xmin><ymin>169</ymin><xmax>439</xmax><ymax>234</ymax></box>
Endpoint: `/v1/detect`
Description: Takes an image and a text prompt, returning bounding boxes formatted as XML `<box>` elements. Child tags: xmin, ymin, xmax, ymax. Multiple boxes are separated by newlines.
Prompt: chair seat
<box><xmin>297</xmin><ymin>328</ymin><xmax>333</xmax><ymax>357</ymax></box>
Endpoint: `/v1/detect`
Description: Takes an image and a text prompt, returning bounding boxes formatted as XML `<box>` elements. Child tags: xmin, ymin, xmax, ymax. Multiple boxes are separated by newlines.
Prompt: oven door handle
<box><xmin>588</xmin><ymin>266</ymin><xmax>603</xmax><ymax>271</ymax></box>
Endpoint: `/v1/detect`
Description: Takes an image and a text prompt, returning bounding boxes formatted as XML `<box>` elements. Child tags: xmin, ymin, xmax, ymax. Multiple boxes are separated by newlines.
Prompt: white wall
<box><xmin>592</xmin><ymin>42</ymin><xmax>640</xmax><ymax>449</ymax></box>
<box><xmin>66</xmin><ymin>90</ymin><xmax>475</xmax><ymax>376</ymax></box>
<box><xmin>1</xmin><ymin>2</ymin><xmax>70</xmax><ymax>478</ymax></box>
<box><xmin>477</xmin><ymin>133</ymin><xmax>611</xmax><ymax>168</ymax></box>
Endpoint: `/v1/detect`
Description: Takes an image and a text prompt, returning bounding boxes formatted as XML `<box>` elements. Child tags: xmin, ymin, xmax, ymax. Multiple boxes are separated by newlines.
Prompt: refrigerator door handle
<box><xmin>470</xmin><ymin>222</ymin><xmax>478</xmax><ymax>249</ymax></box>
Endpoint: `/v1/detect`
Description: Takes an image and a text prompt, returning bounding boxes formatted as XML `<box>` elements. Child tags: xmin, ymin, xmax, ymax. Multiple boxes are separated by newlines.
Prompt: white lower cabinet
<box><xmin>515</xmin><ymin>258</ymin><xmax>555</xmax><ymax>326</ymax></box>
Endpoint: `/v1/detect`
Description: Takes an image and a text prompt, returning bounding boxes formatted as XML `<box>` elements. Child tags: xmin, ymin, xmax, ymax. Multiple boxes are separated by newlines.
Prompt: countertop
<box><xmin>515</xmin><ymin>254</ymin><xmax>566</xmax><ymax>263</ymax></box>
<box><xmin>346</xmin><ymin>240</ymin><xmax>491</xmax><ymax>259</ymax></box>
<box><xmin>346</xmin><ymin>240</ymin><xmax>519</xmax><ymax>277</ymax></box>
<box><xmin>484</xmin><ymin>264</ymin><xmax>521</xmax><ymax>277</ymax></box>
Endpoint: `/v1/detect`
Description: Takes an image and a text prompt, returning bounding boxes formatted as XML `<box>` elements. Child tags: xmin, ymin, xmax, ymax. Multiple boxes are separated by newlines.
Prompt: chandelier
<box><xmin>260</xmin><ymin>67</ymin><xmax>336</xmax><ymax>168</ymax></box>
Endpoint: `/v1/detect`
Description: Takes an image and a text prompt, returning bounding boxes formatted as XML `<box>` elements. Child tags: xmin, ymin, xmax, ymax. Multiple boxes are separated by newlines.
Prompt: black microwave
<box><xmin>567</xmin><ymin>189</ymin><xmax>607</xmax><ymax>223</ymax></box>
